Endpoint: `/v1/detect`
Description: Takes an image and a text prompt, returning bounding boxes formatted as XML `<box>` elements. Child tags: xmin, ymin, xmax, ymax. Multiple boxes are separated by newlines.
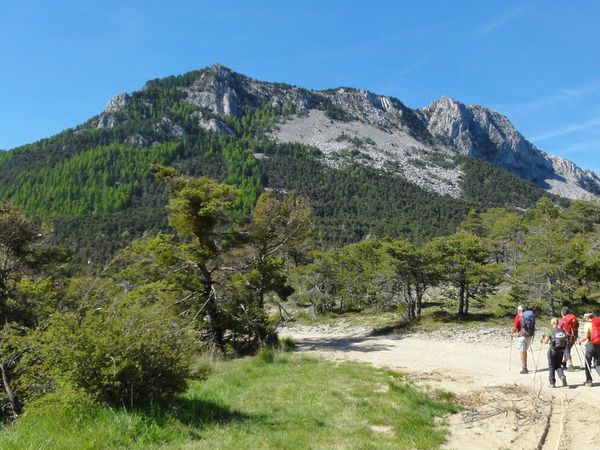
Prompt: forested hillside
<box><xmin>0</xmin><ymin>66</ymin><xmax>565</xmax><ymax>263</ymax></box>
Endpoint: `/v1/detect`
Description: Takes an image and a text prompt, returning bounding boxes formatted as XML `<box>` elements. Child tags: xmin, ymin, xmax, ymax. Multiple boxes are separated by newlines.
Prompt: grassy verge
<box><xmin>0</xmin><ymin>354</ymin><xmax>458</xmax><ymax>449</ymax></box>
<box><xmin>286</xmin><ymin>286</ymin><xmax>518</xmax><ymax>334</ymax></box>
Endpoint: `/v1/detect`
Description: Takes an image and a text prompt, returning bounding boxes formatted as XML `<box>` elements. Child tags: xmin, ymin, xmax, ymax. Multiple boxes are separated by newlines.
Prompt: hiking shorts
<box><xmin>515</xmin><ymin>335</ymin><xmax>532</xmax><ymax>352</ymax></box>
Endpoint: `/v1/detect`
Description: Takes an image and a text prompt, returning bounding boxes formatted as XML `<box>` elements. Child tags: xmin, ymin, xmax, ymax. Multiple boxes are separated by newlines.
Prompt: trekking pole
<box><xmin>573</xmin><ymin>342</ymin><xmax>585</xmax><ymax>369</ymax></box>
<box><xmin>509</xmin><ymin>334</ymin><xmax>513</xmax><ymax>371</ymax></box>
<box><xmin>535</xmin><ymin>343</ymin><xmax>543</xmax><ymax>373</ymax></box>
<box><xmin>528</xmin><ymin>343</ymin><xmax>539</xmax><ymax>375</ymax></box>
<box><xmin>529</xmin><ymin>344</ymin><xmax>538</xmax><ymax>381</ymax></box>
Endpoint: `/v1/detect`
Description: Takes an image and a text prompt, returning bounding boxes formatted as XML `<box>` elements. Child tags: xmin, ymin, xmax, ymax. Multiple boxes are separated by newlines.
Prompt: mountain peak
<box><xmin>207</xmin><ymin>63</ymin><xmax>234</xmax><ymax>72</ymax></box>
<box><xmin>437</xmin><ymin>95</ymin><xmax>463</xmax><ymax>106</ymax></box>
<box><xmin>423</xmin><ymin>96</ymin><xmax>465</xmax><ymax>110</ymax></box>
<box><xmin>201</xmin><ymin>63</ymin><xmax>241</xmax><ymax>80</ymax></box>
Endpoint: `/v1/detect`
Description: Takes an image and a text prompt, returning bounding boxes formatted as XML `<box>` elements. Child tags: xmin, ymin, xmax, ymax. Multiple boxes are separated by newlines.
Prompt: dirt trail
<box><xmin>280</xmin><ymin>325</ymin><xmax>600</xmax><ymax>450</ymax></box>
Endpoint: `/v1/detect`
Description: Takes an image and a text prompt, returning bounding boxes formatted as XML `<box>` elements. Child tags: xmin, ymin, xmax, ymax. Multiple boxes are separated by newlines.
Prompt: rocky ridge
<box><xmin>95</xmin><ymin>64</ymin><xmax>600</xmax><ymax>202</ymax></box>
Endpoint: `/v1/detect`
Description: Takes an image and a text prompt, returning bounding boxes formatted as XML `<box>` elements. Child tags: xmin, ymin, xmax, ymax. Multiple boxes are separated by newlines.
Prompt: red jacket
<box><xmin>513</xmin><ymin>313</ymin><xmax>522</xmax><ymax>333</ymax></box>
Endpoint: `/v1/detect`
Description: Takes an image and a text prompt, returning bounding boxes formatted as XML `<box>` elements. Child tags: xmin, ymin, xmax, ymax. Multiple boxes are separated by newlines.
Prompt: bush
<box><xmin>255</xmin><ymin>348</ymin><xmax>276</xmax><ymax>364</ymax></box>
<box><xmin>17</xmin><ymin>284</ymin><xmax>195</xmax><ymax>409</ymax></box>
<box><xmin>22</xmin><ymin>384</ymin><xmax>97</xmax><ymax>423</ymax></box>
<box><xmin>279</xmin><ymin>336</ymin><xmax>296</xmax><ymax>352</ymax></box>
<box><xmin>188</xmin><ymin>355</ymin><xmax>214</xmax><ymax>381</ymax></box>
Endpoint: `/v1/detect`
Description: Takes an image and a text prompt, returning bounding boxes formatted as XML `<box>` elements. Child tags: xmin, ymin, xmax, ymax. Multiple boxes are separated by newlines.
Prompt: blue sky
<box><xmin>2</xmin><ymin>0</ymin><xmax>600</xmax><ymax>173</ymax></box>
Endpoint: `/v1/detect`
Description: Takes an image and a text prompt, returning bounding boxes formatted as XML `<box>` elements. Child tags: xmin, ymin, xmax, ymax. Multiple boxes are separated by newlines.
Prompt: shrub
<box><xmin>255</xmin><ymin>348</ymin><xmax>276</xmax><ymax>364</ymax></box>
<box><xmin>279</xmin><ymin>337</ymin><xmax>296</xmax><ymax>352</ymax></box>
<box><xmin>17</xmin><ymin>284</ymin><xmax>195</xmax><ymax>409</ymax></box>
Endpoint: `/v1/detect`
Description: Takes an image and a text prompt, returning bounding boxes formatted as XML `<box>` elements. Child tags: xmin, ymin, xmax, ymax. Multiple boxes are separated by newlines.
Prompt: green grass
<box><xmin>0</xmin><ymin>355</ymin><xmax>458</xmax><ymax>449</ymax></box>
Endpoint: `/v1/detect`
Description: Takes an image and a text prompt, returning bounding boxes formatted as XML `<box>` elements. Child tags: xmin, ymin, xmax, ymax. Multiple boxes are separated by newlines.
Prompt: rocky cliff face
<box><xmin>183</xmin><ymin>64</ymin><xmax>315</xmax><ymax>114</ymax></box>
<box><xmin>419</xmin><ymin>97</ymin><xmax>554</xmax><ymax>182</ymax></box>
<box><xmin>418</xmin><ymin>96</ymin><xmax>600</xmax><ymax>199</ymax></box>
<box><xmin>95</xmin><ymin>64</ymin><xmax>600</xmax><ymax>201</ymax></box>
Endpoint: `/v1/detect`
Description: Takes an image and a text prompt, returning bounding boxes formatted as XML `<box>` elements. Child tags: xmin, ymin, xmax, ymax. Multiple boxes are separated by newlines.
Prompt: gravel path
<box><xmin>279</xmin><ymin>323</ymin><xmax>600</xmax><ymax>450</ymax></box>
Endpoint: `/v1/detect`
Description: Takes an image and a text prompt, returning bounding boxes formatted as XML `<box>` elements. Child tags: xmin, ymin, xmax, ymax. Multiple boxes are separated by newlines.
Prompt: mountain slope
<box><xmin>89</xmin><ymin>63</ymin><xmax>600</xmax><ymax>201</ymax></box>
<box><xmin>0</xmin><ymin>64</ymin><xmax>589</xmax><ymax>262</ymax></box>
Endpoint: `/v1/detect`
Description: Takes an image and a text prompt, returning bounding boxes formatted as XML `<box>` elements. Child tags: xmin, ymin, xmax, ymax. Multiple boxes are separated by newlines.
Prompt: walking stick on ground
<box><xmin>535</xmin><ymin>342</ymin><xmax>543</xmax><ymax>373</ymax></box>
<box><xmin>573</xmin><ymin>341</ymin><xmax>585</xmax><ymax>369</ymax></box>
<box><xmin>529</xmin><ymin>344</ymin><xmax>537</xmax><ymax>381</ymax></box>
<box><xmin>509</xmin><ymin>334</ymin><xmax>513</xmax><ymax>371</ymax></box>
<box><xmin>529</xmin><ymin>341</ymin><xmax>543</xmax><ymax>383</ymax></box>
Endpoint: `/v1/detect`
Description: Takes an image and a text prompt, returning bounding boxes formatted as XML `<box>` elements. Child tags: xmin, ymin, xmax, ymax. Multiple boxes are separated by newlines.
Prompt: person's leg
<box><xmin>555</xmin><ymin>351</ymin><xmax>566</xmax><ymax>385</ymax></box>
<box><xmin>565</xmin><ymin>341</ymin><xmax>573</xmax><ymax>368</ymax></box>
<box><xmin>584</xmin><ymin>343</ymin><xmax>594</xmax><ymax>384</ymax></box>
<box><xmin>594</xmin><ymin>344</ymin><xmax>600</xmax><ymax>377</ymax></box>
<box><xmin>517</xmin><ymin>336</ymin><xmax>529</xmax><ymax>373</ymax></box>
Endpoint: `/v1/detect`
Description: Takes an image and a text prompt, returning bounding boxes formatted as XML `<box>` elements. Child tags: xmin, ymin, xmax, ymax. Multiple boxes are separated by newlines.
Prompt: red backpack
<box><xmin>591</xmin><ymin>317</ymin><xmax>600</xmax><ymax>344</ymax></box>
<box><xmin>562</xmin><ymin>313</ymin><xmax>579</xmax><ymax>336</ymax></box>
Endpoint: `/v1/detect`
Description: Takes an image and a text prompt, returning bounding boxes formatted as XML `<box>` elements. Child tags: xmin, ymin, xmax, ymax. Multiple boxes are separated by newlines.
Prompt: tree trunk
<box><xmin>458</xmin><ymin>282</ymin><xmax>465</xmax><ymax>317</ymax></box>
<box><xmin>0</xmin><ymin>361</ymin><xmax>20</xmax><ymax>421</ymax></box>
<box><xmin>199</xmin><ymin>264</ymin><xmax>225</xmax><ymax>351</ymax></box>
<box><xmin>415</xmin><ymin>282</ymin><xmax>424</xmax><ymax>320</ymax></box>
<box><xmin>404</xmin><ymin>285</ymin><xmax>415</xmax><ymax>322</ymax></box>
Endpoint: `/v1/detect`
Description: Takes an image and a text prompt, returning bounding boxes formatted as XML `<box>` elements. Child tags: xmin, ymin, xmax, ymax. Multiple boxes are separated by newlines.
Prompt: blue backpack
<box><xmin>520</xmin><ymin>310</ymin><xmax>535</xmax><ymax>337</ymax></box>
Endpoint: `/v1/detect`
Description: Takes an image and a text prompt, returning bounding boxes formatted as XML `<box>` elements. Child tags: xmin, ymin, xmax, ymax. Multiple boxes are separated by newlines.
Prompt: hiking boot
<box><xmin>568</xmin><ymin>364</ymin><xmax>575</xmax><ymax>371</ymax></box>
<box><xmin>585</xmin><ymin>381</ymin><xmax>593</xmax><ymax>387</ymax></box>
<box><xmin>520</xmin><ymin>367</ymin><xmax>529</xmax><ymax>374</ymax></box>
<box><xmin>561</xmin><ymin>376</ymin><xmax>567</xmax><ymax>387</ymax></box>
<box><xmin>549</xmin><ymin>383</ymin><xmax>555</xmax><ymax>388</ymax></box>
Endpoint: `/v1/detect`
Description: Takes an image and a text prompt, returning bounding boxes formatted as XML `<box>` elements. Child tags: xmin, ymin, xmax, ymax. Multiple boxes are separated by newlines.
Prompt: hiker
<box><xmin>541</xmin><ymin>318</ymin><xmax>568</xmax><ymax>387</ymax></box>
<box><xmin>513</xmin><ymin>305</ymin><xmax>535</xmax><ymax>374</ymax></box>
<box><xmin>559</xmin><ymin>306</ymin><xmax>579</xmax><ymax>370</ymax></box>
<box><xmin>579</xmin><ymin>312</ymin><xmax>600</xmax><ymax>387</ymax></box>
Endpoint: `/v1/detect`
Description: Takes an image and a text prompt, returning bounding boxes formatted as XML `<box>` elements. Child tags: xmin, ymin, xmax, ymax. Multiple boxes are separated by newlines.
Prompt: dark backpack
<box><xmin>550</xmin><ymin>327</ymin><xmax>567</xmax><ymax>350</ymax></box>
<box><xmin>591</xmin><ymin>317</ymin><xmax>600</xmax><ymax>344</ymax></box>
<box><xmin>562</xmin><ymin>313</ymin><xmax>579</xmax><ymax>336</ymax></box>
<box><xmin>520</xmin><ymin>310</ymin><xmax>535</xmax><ymax>337</ymax></box>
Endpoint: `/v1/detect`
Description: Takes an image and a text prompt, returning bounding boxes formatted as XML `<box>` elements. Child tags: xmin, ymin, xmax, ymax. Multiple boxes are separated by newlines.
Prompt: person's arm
<box><xmin>579</xmin><ymin>323</ymin><xmax>590</xmax><ymax>344</ymax></box>
<box><xmin>541</xmin><ymin>331</ymin><xmax>551</xmax><ymax>344</ymax></box>
<box><xmin>512</xmin><ymin>315</ymin><xmax>521</xmax><ymax>333</ymax></box>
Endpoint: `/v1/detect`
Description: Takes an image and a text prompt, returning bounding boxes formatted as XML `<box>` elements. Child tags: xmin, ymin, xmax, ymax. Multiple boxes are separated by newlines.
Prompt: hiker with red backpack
<box><xmin>579</xmin><ymin>312</ymin><xmax>600</xmax><ymax>386</ymax></box>
<box><xmin>541</xmin><ymin>317</ymin><xmax>568</xmax><ymax>387</ymax></box>
<box><xmin>559</xmin><ymin>306</ymin><xmax>579</xmax><ymax>371</ymax></box>
<box><xmin>512</xmin><ymin>305</ymin><xmax>535</xmax><ymax>374</ymax></box>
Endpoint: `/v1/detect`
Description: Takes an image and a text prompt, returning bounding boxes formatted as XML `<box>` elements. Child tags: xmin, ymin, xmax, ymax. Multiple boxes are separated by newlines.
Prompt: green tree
<box><xmin>516</xmin><ymin>223</ymin><xmax>587</xmax><ymax>315</ymax></box>
<box><xmin>0</xmin><ymin>204</ymin><xmax>45</xmax><ymax>324</ymax></box>
<box><xmin>382</xmin><ymin>240</ymin><xmax>433</xmax><ymax>321</ymax></box>
<box><xmin>289</xmin><ymin>241</ymin><xmax>384</xmax><ymax>314</ymax></box>
<box><xmin>460</xmin><ymin>209</ymin><xmax>485</xmax><ymax>236</ymax></box>
<box><xmin>479</xmin><ymin>208</ymin><xmax>526</xmax><ymax>268</ymax></box>
<box><xmin>247</xmin><ymin>192</ymin><xmax>313</xmax><ymax>310</ymax></box>
<box><xmin>425</xmin><ymin>232</ymin><xmax>503</xmax><ymax>317</ymax></box>
<box><xmin>559</xmin><ymin>200</ymin><xmax>600</xmax><ymax>235</ymax></box>
<box><xmin>155</xmin><ymin>166</ymin><xmax>239</xmax><ymax>350</ymax></box>
<box><xmin>0</xmin><ymin>204</ymin><xmax>54</xmax><ymax>419</ymax></box>
<box><xmin>209</xmin><ymin>192</ymin><xmax>313</xmax><ymax>350</ymax></box>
